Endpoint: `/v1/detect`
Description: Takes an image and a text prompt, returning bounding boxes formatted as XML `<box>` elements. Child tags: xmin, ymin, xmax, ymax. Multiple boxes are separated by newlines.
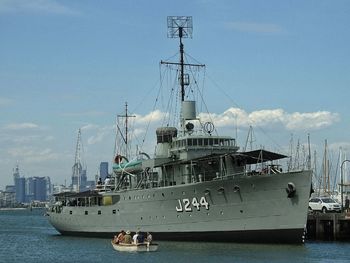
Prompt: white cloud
<box><xmin>284</xmin><ymin>111</ymin><xmax>339</xmax><ymax>130</ymax></box>
<box><xmin>0</xmin><ymin>97</ymin><xmax>13</xmax><ymax>107</ymax></box>
<box><xmin>7</xmin><ymin>146</ymin><xmax>59</xmax><ymax>163</ymax></box>
<box><xmin>86</xmin><ymin>126</ymin><xmax>112</xmax><ymax>145</ymax></box>
<box><xmin>0</xmin><ymin>0</ymin><xmax>80</xmax><ymax>15</ymax></box>
<box><xmin>81</xmin><ymin>124</ymin><xmax>99</xmax><ymax>131</ymax></box>
<box><xmin>4</xmin><ymin>122</ymin><xmax>39</xmax><ymax>130</ymax></box>
<box><xmin>199</xmin><ymin>107</ymin><xmax>339</xmax><ymax>131</ymax></box>
<box><xmin>62</xmin><ymin>111</ymin><xmax>106</xmax><ymax>118</ymax></box>
<box><xmin>43</xmin><ymin>135</ymin><xmax>55</xmax><ymax>141</ymax></box>
<box><xmin>135</xmin><ymin>110</ymin><xmax>168</xmax><ymax>124</ymax></box>
<box><xmin>225</xmin><ymin>21</ymin><xmax>284</xmax><ymax>34</ymax></box>
<box><xmin>329</xmin><ymin>142</ymin><xmax>350</xmax><ymax>152</ymax></box>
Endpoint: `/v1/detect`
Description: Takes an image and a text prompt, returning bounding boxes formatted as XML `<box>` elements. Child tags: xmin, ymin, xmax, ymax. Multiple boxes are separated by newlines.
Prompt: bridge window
<box><xmin>187</xmin><ymin>139</ymin><xmax>192</xmax><ymax>146</ymax></box>
<box><xmin>181</xmin><ymin>140</ymin><xmax>185</xmax><ymax>147</ymax></box>
<box><xmin>204</xmin><ymin>138</ymin><xmax>208</xmax><ymax>145</ymax></box>
<box><xmin>193</xmin><ymin>139</ymin><xmax>197</xmax><ymax>146</ymax></box>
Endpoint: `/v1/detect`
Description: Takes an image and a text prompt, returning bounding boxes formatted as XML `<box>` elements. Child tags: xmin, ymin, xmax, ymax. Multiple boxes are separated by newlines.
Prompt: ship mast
<box><xmin>161</xmin><ymin>17</ymin><xmax>205</xmax><ymax>134</ymax></box>
<box><xmin>179</xmin><ymin>26</ymin><xmax>186</xmax><ymax>101</ymax></box>
<box><xmin>116</xmin><ymin>102</ymin><xmax>135</xmax><ymax>159</ymax></box>
<box><xmin>162</xmin><ymin>17</ymin><xmax>205</xmax><ymax>101</ymax></box>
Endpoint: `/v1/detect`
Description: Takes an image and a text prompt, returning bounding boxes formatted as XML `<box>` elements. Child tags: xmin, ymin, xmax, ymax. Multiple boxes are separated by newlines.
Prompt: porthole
<box><xmin>85</xmin><ymin>211</ymin><xmax>88</xmax><ymax>215</ymax></box>
<box><xmin>112</xmin><ymin>210</ymin><xmax>116</xmax><ymax>214</ymax></box>
<box><xmin>98</xmin><ymin>210</ymin><xmax>101</xmax><ymax>215</ymax></box>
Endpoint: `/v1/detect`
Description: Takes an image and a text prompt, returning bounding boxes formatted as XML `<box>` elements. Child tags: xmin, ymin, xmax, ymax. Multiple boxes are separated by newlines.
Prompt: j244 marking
<box><xmin>176</xmin><ymin>197</ymin><xmax>209</xmax><ymax>212</ymax></box>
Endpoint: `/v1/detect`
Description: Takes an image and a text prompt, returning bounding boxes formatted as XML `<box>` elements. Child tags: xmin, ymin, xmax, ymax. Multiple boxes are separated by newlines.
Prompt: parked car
<box><xmin>308</xmin><ymin>197</ymin><xmax>341</xmax><ymax>213</ymax></box>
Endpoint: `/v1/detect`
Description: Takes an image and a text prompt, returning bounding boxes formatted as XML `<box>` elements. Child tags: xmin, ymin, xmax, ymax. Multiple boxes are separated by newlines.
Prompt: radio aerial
<box><xmin>167</xmin><ymin>16</ymin><xmax>193</xmax><ymax>39</ymax></box>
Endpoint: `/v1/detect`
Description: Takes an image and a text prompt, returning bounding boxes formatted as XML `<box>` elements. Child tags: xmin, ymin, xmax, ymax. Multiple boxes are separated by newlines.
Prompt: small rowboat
<box><xmin>111</xmin><ymin>241</ymin><xmax>158</xmax><ymax>252</ymax></box>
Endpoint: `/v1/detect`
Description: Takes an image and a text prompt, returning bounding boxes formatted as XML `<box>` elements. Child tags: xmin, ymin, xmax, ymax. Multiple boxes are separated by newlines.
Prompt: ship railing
<box><xmin>208</xmin><ymin>167</ymin><xmax>284</xmax><ymax>180</ymax></box>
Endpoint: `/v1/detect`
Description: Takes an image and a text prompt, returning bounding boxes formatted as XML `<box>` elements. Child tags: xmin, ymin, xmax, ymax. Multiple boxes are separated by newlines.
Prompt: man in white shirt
<box><xmin>132</xmin><ymin>232</ymin><xmax>139</xmax><ymax>244</ymax></box>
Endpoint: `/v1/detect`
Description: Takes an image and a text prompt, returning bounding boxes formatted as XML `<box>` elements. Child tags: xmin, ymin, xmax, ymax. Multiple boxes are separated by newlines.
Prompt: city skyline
<box><xmin>1</xmin><ymin>1</ymin><xmax>350</xmax><ymax>188</ymax></box>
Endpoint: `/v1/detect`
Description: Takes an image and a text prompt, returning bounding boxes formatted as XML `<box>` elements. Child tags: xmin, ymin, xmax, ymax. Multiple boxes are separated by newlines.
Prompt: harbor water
<box><xmin>1</xmin><ymin>209</ymin><xmax>350</xmax><ymax>263</ymax></box>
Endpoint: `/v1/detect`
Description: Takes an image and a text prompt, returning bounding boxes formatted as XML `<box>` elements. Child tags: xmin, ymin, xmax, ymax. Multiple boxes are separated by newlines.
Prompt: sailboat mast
<box><xmin>125</xmin><ymin>102</ymin><xmax>128</xmax><ymax>147</ymax></box>
<box><xmin>307</xmin><ymin>133</ymin><xmax>311</xmax><ymax>170</ymax></box>
<box><xmin>323</xmin><ymin>139</ymin><xmax>329</xmax><ymax>194</ymax></box>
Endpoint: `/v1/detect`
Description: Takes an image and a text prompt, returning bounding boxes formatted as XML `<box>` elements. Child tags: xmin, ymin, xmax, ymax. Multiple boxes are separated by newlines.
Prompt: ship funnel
<box><xmin>182</xmin><ymin>101</ymin><xmax>196</xmax><ymax>120</ymax></box>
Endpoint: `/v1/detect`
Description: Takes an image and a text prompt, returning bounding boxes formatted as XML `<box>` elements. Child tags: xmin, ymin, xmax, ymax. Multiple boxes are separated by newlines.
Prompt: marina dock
<box><xmin>306</xmin><ymin>212</ymin><xmax>350</xmax><ymax>240</ymax></box>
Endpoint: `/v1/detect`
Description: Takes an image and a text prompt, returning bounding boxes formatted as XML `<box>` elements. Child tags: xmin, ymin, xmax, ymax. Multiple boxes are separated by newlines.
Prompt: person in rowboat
<box><xmin>116</xmin><ymin>230</ymin><xmax>125</xmax><ymax>244</ymax></box>
<box><xmin>146</xmin><ymin>232</ymin><xmax>152</xmax><ymax>243</ymax></box>
<box><xmin>123</xmin><ymin>230</ymin><xmax>132</xmax><ymax>244</ymax></box>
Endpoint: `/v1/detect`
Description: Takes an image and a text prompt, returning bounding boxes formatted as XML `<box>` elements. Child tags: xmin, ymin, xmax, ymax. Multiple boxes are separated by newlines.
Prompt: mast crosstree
<box><xmin>162</xmin><ymin>16</ymin><xmax>205</xmax><ymax>102</ymax></box>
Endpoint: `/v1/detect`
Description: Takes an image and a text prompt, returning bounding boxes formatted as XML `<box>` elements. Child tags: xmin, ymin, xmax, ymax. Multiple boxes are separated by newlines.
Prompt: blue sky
<box><xmin>1</xmin><ymin>0</ymin><xmax>349</xmax><ymax>189</ymax></box>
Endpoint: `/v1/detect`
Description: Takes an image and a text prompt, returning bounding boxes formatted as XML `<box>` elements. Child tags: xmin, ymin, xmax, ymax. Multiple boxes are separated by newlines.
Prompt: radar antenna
<box><xmin>166</xmin><ymin>16</ymin><xmax>193</xmax><ymax>102</ymax></box>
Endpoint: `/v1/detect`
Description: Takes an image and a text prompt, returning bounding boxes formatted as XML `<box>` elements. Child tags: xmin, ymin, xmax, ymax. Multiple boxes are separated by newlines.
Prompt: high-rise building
<box><xmin>15</xmin><ymin>177</ymin><xmax>25</xmax><ymax>203</ymax></box>
<box><xmin>99</xmin><ymin>162</ymin><xmax>109</xmax><ymax>181</ymax></box>
<box><xmin>7</xmin><ymin>164</ymin><xmax>52</xmax><ymax>204</ymax></box>
<box><xmin>13</xmin><ymin>164</ymin><xmax>20</xmax><ymax>185</ymax></box>
<box><xmin>5</xmin><ymin>185</ymin><xmax>15</xmax><ymax>192</ymax></box>
<box><xmin>33</xmin><ymin>177</ymin><xmax>47</xmax><ymax>201</ymax></box>
<box><xmin>26</xmin><ymin>177</ymin><xmax>35</xmax><ymax>203</ymax></box>
<box><xmin>71</xmin><ymin>164</ymin><xmax>88</xmax><ymax>192</ymax></box>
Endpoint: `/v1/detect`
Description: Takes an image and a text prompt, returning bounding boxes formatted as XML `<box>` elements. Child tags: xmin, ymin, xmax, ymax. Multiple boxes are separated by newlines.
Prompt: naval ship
<box><xmin>47</xmin><ymin>17</ymin><xmax>312</xmax><ymax>243</ymax></box>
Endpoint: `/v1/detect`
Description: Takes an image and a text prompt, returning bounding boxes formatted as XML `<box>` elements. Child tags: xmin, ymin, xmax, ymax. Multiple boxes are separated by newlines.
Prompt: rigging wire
<box><xmin>205</xmin><ymin>72</ymin><xmax>284</xmax><ymax>152</ymax></box>
<box><xmin>183</xmin><ymin>54</ymin><xmax>219</xmax><ymax>136</ymax></box>
<box><xmin>139</xmin><ymin>64</ymin><xmax>169</xmax><ymax>150</ymax></box>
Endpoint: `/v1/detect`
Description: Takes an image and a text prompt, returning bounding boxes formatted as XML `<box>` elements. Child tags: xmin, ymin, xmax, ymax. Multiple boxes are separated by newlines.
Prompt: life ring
<box><xmin>285</xmin><ymin>182</ymin><xmax>296</xmax><ymax>198</ymax></box>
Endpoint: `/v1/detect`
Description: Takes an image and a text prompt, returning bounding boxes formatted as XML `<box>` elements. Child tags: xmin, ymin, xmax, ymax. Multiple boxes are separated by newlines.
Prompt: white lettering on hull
<box><xmin>176</xmin><ymin>197</ymin><xmax>209</xmax><ymax>212</ymax></box>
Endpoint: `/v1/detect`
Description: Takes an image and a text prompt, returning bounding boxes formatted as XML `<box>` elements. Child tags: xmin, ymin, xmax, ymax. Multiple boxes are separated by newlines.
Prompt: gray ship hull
<box><xmin>48</xmin><ymin>170</ymin><xmax>312</xmax><ymax>243</ymax></box>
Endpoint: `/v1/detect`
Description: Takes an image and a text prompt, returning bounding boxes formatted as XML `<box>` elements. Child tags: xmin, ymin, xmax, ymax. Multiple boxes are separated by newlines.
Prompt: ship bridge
<box><xmin>170</xmin><ymin>135</ymin><xmax>239</xmax><ymax>161</ymax></box>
